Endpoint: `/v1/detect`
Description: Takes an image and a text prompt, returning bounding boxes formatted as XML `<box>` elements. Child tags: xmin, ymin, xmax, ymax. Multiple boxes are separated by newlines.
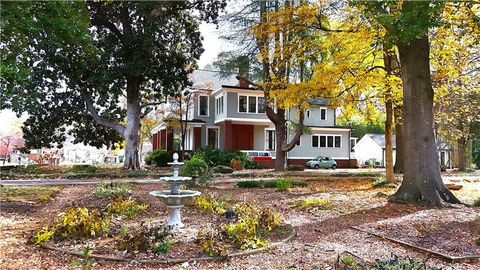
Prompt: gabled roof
<box><xmin>189</xmin><ymin>70</ymin><xmax>238</xmax><ymax>91</ymax></box>
<box><xmin>365</xmin><ymin>133</ymin><xmax>395</xmax><ymax>149</ymax></box>
<box><xmin>309</xmin><ymin>98</ymin><xmax>329</xmax><ymax>106</ymax></box>
<box><xmin>363</xmin><ymin>133</ymin><xmax>451</xmax><ymax>150</ymax></box>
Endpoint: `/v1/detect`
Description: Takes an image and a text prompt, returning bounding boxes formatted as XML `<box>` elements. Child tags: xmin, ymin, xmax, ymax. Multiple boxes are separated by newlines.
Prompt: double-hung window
<box><xmin>258</xmin><ymin>97</ymin><xmax>266</xmax><ymax>113</ymax></box>
<box><xmin>320</xmin><ymin>108</ymin><xmax>327</xmax><ymax>120</ymax></box>
<box><xmin>239</xmin><ymin>95</ymin><xmax>247</xmax><ymax>112</ymax></box>
<box><xmin>215</xmin><ymin>96</ymin><xmax>224</xmax><ymax>115</ymax></box>
<box><xmin>199</xmin><ymin>95</ymin><xmax>209</xmax><ymax>116</ymax></box>
<box><xmin>312</xmin><ymin>135</ymin><xmax>341</xmax><ymax>148</ymax></box>
<box><xmin>248</xmin><ymin>96</ymin><xmax>256</xmax><ymax>113</ymax></box>
<box><xmin>265</xmin><ymin>130</ymin><xmax>275</xmax><ymax>151</ymax></box>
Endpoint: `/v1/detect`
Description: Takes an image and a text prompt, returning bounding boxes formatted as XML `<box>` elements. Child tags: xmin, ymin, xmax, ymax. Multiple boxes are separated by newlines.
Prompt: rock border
<box><xmin>351</xmin><ymin>226</ymin><xmax>480</xmax><ymax>263</ymax></box>
<box><xmin>39</xmin><ymin>225</ymin><xmax>296</xmax><ymax>265</ymax></box>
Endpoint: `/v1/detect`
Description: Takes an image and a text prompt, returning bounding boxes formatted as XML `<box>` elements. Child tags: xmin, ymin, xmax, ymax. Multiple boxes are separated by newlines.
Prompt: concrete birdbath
<box><xmin>149</xmin><ymin>153</ymin><xmax>201</xmax><ymax>228</ymax></box>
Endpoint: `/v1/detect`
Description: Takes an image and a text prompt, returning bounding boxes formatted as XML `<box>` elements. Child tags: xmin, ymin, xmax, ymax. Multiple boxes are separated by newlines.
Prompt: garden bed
<box><xmin>355</xmin><ymin>208</ymin><xmax>480</xmax><ymax>260</ymax></box>
<box><xmin>30</xmin><ymin>183</ymin><xmax>294</xmax><ymax>264</ymax></box>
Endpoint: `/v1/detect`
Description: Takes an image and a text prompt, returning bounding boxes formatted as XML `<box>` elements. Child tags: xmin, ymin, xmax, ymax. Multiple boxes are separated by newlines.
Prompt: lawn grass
<box><xmin>0</xmin><ymin>186</ymin><xmax>61</xmax><ymax>202</ymax></box>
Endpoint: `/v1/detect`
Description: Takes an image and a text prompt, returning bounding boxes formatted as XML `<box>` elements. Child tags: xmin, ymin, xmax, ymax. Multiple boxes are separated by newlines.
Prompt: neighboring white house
<box><xmin>353</xmin><ymin>133</ymin><xmax>452</xmax><ymax>168</ymax></box>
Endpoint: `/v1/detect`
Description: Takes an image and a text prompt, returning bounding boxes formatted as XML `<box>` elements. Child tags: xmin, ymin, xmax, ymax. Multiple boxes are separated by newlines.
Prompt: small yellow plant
<box><xmin>293</xmin><ymin>197</ymin><xmax>332</xmax><ymax>209</ymax></box>
<box><xmin>105</xmin><ymin>199</ymin><xmax>148</xmax><ymax>218</ymax></box>
<box><xmin>193</xmin><ymin>194</ymin><xmax>227</xmax><ymax>215</ymax></box>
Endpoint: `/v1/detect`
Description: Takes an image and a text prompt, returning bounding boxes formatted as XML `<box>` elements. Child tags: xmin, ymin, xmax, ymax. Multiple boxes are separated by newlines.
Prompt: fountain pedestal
<box><xmin>149</xmin><ymin>153</ymin><xmax>200</xmax><ymax>229</ymax></box>
<box><xmin>166</xmin><ymin>205</ymin><xmax>184</xmax><ymax>228</ymax></box>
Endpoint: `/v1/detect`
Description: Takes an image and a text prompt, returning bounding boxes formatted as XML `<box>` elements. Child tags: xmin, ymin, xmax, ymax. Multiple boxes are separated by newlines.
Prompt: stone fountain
<box><xmin>149</xmin><ymin>153</ymin><xmax>201</xmax><ymax>228</ymax></box>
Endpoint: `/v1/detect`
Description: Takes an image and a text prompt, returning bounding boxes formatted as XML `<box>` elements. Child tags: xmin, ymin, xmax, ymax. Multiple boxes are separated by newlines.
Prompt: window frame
<box><xmin>320</xmin><ymin>107</ymin><xmax>327</xmax><ymax>120</ymax></box>
<box><xmin>215</xmin><ymin>95</ymin><xmax>224</xmax><ymax>115</ymax></box>
<box><xmin>198</xmin><ymin>95</ymin><xmax>209</xmax><ymax>117</ymax></box>
<box><xmin>238</xmin><ymin>94</ymin><xmax>265</xmax><ymax>114</ymax></box>
<box><xmin>265</xmin><ymin>129</ymin><xmax>276</xmax><ymax>151</ymax></box>
<box><xmin>311</xmin><ymin>134</ymin><xmax>342</xmax><ymax>148</ymax></box>
<box><xmin>206</xmin><ymin>126</ymin><xmax>220</xmax><ymax>149</ymax></box>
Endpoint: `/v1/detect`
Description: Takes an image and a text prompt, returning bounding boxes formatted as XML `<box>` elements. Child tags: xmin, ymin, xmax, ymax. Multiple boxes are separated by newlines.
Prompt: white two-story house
<box><xmin>151</xmin><ymin>70</ymin><xmax>356</xmax><ymax>168</ymax></box>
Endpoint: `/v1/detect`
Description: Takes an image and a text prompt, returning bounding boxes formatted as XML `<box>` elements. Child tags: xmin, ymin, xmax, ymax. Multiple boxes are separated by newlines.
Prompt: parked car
<box><xmin>305</xmin><ymin>156</ymin><xmax>337</xmax><ymax>169</ymax></box>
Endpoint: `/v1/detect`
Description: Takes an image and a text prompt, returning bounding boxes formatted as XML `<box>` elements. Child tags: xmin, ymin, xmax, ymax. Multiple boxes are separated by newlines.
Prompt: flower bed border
<box><xmin>39</xmin><ymin>225</ymin><xmax>296</xmax><ymax>265</ymax></box>
<box><xmin>351</xmin><ymin>226</ymin><xmax>480</xmax><ymax>263</ymax></box>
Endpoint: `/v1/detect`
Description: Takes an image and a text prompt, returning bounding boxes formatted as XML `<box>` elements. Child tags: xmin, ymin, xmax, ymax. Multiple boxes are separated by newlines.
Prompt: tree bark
<box><xmin>123</xmin><ymin>79</ymin><xmax>142</xmax><ymax>170</ymax></box>
<box><xmin>457</xmin><ymin>137</ymin><xmax>467</xmax><ymax>171</ymax></box>
<box><xmin>390</xmin><ymin>36</ymin><xmax>461</xmax><ymax>206</ymax></box>
<box><xmin>384</xmin><ymin>49</ymin><xmax>395</xmax><ymax>182</ymax></box>
<box><xmin>393</xmin><ymin>106</ymin><xmax>404</xmax><ymax>173</ymax></box>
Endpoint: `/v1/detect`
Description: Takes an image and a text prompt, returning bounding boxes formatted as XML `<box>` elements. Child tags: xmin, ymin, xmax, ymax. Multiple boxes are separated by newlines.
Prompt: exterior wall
<box><xmin>213</xmin><ymin>92</ymin><xmax>227</xmax><ymax>122</ymax></box>
<box><xmin>289</xmin><ymin>107</ymin><xmax>336</xmax><ymax>127</ymax></box>
<box><xmin>353</xmin><ymin>136</ymin><xmax>384</xmax><ymax>165</ymax></box>
<box><xmin>192</xmin><ymin>91</ymin><xmax>215</xmax><ymax>124</ymax></box>
<box><xmin>225</xmin><ymin>91</ymin><xmax>269</xmax><ymax>121</ymax></box>
<box><xmin>253</xmin><ymin>125</ymin><xmax>267</xmax><ymax>150</ymax></box>
<box><xmin>287</xmin><ymin>128</ymin><xmax>351</xmax><ymax>160</ymax></box>
<box><xmin>287</xmin><ymin>158</ymin><xmax>356</xmax><ymax>168</ymax></box>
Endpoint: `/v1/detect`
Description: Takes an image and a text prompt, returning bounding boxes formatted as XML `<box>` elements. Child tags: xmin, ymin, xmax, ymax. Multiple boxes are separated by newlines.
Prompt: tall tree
<box><xmin>1</xmin><ymin>1</ymin><xmax>225</xmax><ymax>170</ymax></box>
<box><xmin>359</xmin><ymin>1</ymin><xmax>463</xmax><ymax>206</ymax></box>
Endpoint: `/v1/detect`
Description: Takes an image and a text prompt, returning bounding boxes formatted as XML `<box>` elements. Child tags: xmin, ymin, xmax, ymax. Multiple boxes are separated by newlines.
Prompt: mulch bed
<box><xmin>356</xmin><ymin>207</ymin><xmax>480</xmax><ymax>259</ymax></box>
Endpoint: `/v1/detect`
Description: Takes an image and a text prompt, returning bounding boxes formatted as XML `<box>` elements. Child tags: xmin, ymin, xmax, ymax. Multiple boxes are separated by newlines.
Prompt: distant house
<box><xmin>353</xmin><ymin>133</ymin><xmax>452</xmax><ymax>168</ymax></box>
<box><xmin>151</xmin><ymin>70</ymin><xmax>357</xmax><ymax>168</ymax></box>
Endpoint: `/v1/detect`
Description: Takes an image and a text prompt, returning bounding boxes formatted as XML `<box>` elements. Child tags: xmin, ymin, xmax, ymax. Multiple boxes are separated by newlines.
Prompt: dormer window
<box><xmin>320</xmin><ymin>108</ymin><xmax>327</xmax><ymax>120</ymax></box>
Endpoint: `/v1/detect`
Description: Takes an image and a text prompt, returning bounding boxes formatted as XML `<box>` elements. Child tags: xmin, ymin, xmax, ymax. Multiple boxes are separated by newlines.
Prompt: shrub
<box><xmin>193</xmin><ymin>194</ymin><xmax>228</xmax><ymax>215</ymax></box>
<box><xmin>197</xmin><ymin>225</ymin><xmax>229</xmax><ymax>257</ymax></box>
<box><xmin>237</xmin><ymin>180</ymin><xmax>262</xmax><ymax>188</ymax></box>
<box><xmin>105</xmin><ymin>199</ymin><xmax>148</xmax><ymax>218</ymax></box>
<box><xmin>287</xmin><ymin>165</ymin><xmax>304</xmax><ymax>171</ymax></box>
<box><xmin>473</xmin><ymin>197</ymin><xmax>480</xmax><ymax>206</ymax></box>
<box><xmin>264</xmin><ymin>179</ymin><xmax>307</xmax><ymax>190</ymax></box>
<box><xmin>116</xmin><ymin>224</ymin><xmax>171</xmax><ymax>253</ymax></box>
<box><xmin>293</xmin><ymin>197</ymin><xmax>332</xmax><ymax>209</ymax></box>
<box><xmin>92</xmin><ymin>182</ymin><xmax>132</xmax><ymax>198</ymax></box>
<box><xmin>230</xmin><ymin>159</ymin><xmax>245</xmax><ymax>170</ymax></box>
<box><xmin>366</xmin><ymin>255</ymin><xmax>441</xmax><ymax>270</ymax></box>
<box><xmin>148</xmin><ymin>150</ymin><xmax>171</xmax><ymax>167</ymax></box>
<box><xmin>52</xmin><ymin>207</ymin><xmax>110</xmax><ymax>240</ymax></box>
<box><xmin>212</xmin><ymin>165</ymin><xmax>234</xmax><ymax>174</ymax></box>
<box><xmin>225</xmin><ymin>203</ymin><xmax>281</xmax><ymax>250</ymax></box>
<box><xmin>372</xmin><ymin>178</ymin><xmax>388</xmax><ymax>187</ymax></box>
<box><xmin>68</xmin><ymin>164</ymin><xmax>97</xmax><ymax>173</ymax></box>
<box><xmin>191</xmin><ymin>148</ymin><xmax>261</xmax><ymax>169</ymax></box>
<box><xmin>180</xmin><ymin>157</ymin><xmax>211</xmax><ymax>182</ymax></box>
<box><xmin>0</xmin><ymin>186</ymin><xmax>61</xmax><ymax>202</ymax></box>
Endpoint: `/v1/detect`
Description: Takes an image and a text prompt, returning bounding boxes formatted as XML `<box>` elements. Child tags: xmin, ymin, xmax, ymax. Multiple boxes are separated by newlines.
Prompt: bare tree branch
<box><xmin>80</xmin><ymin>91</ymin><xmax>126</xmax><ymax>136</ymax></box>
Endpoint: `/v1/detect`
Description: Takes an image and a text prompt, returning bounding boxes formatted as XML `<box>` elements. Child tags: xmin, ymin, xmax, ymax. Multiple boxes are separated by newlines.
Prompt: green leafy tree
<box><xmin>1</xmin><ymin>1</ymin><xmax>225</xmax><ymax>170</ymax></box>
<box><xmin>356</xmin><ymin>1</ymin><xmax>474</xmax><ymax>206</ymax></box>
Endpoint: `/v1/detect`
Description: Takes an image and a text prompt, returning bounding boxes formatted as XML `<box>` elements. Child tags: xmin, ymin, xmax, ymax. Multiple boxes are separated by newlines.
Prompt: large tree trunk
<box><xmin>385</xmin><ymin>98</ymin><xmax>395</xmax><ymax>182</ymax></box>
<box><xmin>123</xmin><ymin>79</ymin><xmax>142</xmax><ymax>170</ymax></box>
<box><xmin>384</xmin><ymin>49</ymin><xmax>395</xmax><ymax>182</ymax></box>
<box><xmin>390</xmin><ymin>36</ymin><xmax>461</xmax><ymax>206</ymax></box>
<box><xmin>393</xmin><ymin>106</ymin><xmax>404</xmax><ymax>173</ymax></box>
<box><xmin>457</xmin><ymin>137</ymin><xmax>467</xmax><ymax>171</ymax></box>
<box><xmin>275</xmin><ymin>125</ymin><xmax>287</xmax><ymax>171</ymax></box>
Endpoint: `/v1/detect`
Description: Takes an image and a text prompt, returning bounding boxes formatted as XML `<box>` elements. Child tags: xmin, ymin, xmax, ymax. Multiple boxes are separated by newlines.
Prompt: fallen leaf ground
<box><xmin>0</xmin><ymin>176</ymin><xmax>479</xmax><ymax>270</ymax></box>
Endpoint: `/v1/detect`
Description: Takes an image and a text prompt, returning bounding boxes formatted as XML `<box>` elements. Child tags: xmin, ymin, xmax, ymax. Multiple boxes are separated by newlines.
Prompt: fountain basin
<box><xmin>160</xmin><ymin>176</ymin><xmax>192</xmax><ymax>182</ymax></box>
<box><xmin>149</xmin><ymin>190</ymin><xmax>201</xmax><ymax>206</ymax></box>
<box><xmin>150</xmin><ymin>190</ymin><xmax>201</xmax><ymax>228</ymax></box>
